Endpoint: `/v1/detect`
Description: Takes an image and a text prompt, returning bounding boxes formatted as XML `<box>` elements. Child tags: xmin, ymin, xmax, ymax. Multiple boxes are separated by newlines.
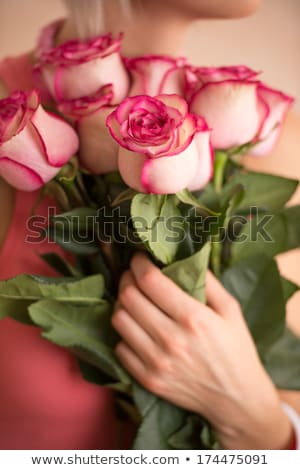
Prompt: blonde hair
<box><xmin>63</xmin><ymin>0</ymin><xmax>133</xmax><ymax>38</ymax></box>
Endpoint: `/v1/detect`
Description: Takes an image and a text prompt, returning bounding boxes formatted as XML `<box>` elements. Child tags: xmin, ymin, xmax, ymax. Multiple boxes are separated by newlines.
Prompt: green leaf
<box><xmin>224</xmin><ymin>172</ymin><xmax>298</xmax><ymax>211</ymax></box>
<box><xmin>78</xmin><ymin>361</ymin><xmax>130</xmax><ymax>393</ymax></box>
<box><xmin>284</xmin><ymin>205</ymin><xmax>300</xmax><ymax>249</ymax></box>
<box><xmin>29</xmin><ymin>299</ymin><xmax>130</xmax><ymax>384</ymax></box>
<box><xmin>132</xmin><ymin>396</ymin><xmax>187</xmax><ymax>450</ymax></box>
<box><xmin>196</xmin><ymin>183</ymin><xmax>220</xmax><ymax>212</ymax></box>
<box><xmin>51</xmin><ymin>207</ymin><xmax>98</xmax><ymax>229</ymax></box>
<box><xmin>281</xmin><ymin>277</ymin><xmax>299</xmax><ymax>303</ymax></box>
<box><xmin>163</xmin><ymin>242</ymin><xmax>211</xmax><ymax>302</ymax></box>
<box><xmin>104</xmin><ymin>171</ymin><xmax>124</xmax><ymax>184</ymax></box>
<box><xmin>40</xmin><ymin>252</ymin><xmax>81</xmax><ymax>277</ymax></box>
<box><xmin>131</xmin><ymin>194</ymin><xmax>184</xmax><ymax>265</ymax></box>
<box><xmin>47</xmin><ymin>224</ymin><xmax>100</xmax><ymax>255</ymax></box>
<box><xmin>197</xmin><ymin>172</ymin><xmax>298</xmax><ymax>215</ymax></box>
<box><xmin>221</xmin><ymin>184</ymin><xmax>245</xmax><ymax>226</ymax></box>
<box><xmin>115</xmin><ymin>397</ymin><xmax>142</xmax><ymax>425</ymax></box>
<box><xmin>231</xmin><ymin>205</ymin><xmax>300</xmax><ymax>264</ymax></box>
<box><xmin>264</xmin><ymin>329</ymin><xmax>300</xmax><ymax>390</ymax></box>
<box><xmin>0</xmin><ymin>274</ymin><xmax>106</xmax><ymax>323</ymax></box>
<box><xmin>176</xmin><ymin>189</ymin><xmax>220</xmax><ymax>216</ymax></box>
<box><xmin>44</xmin><ymin>180</ymin><xmax>72</xmax><ymax>212</ymax></box>
<box><xmin>228</xmin><ymin>141</ymin><xmax>257</xmax><ymax>157</ymax></box>
<box><xmin>132</xmin><ymin>383</ymin><xmax>157</xmax><ymax>418</ymax></box>
<box><xmin>111</xmin><ymin>188</ymin><xmax>138</xmax><ymax>207</ymax></box>
<box><xmin>48</xmin><ymin>207</ymin><xmax>100</xmax><ymax>255</ymax></box>
<box><xmin>168</xmin><ymin>415</ymin><xmax>218</xmax><ymax>450</ymax></box>
<box><xmin>221</xmin><ymin>255</ymin><xmax>286</xmax><ymax>357</ymax></box>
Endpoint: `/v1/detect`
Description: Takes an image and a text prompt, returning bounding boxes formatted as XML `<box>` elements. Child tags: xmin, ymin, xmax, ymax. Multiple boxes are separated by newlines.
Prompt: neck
<box><xmin>57</xmin><ymin>2</ymin><xmax>192</xmax><ymax>57</ymax></box>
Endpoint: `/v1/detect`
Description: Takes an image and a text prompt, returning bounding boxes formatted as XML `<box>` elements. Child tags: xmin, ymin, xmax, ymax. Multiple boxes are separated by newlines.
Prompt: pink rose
<box><xmin>58</xmin><ymin>85</ymin><xmax>118</xmax><ymax>174</ymax></box>
<box><xmin>186</xmin><ymin>65</ymin><xmax>258</xmax><ymax>93</ymax></box>
<box><xmin>125</xmin><ymin>55</ymin><xmax>186</xmax><ymax>97</ymax></box>
<box><xmin>0</xmin><ymin>90</ymin><xmax>79</xmax><ymax>191</ymax></box>
<box><xmin>187</xmin><ymin>66</ymin><xmax>293</xmax><ymax>153</ymax></box>
<box><xmin>58</xmin><ymin>85</ymin><xmax>114</xmax><ymax>122</ymax></box>
<box><xmin>106</xmin><ymin>94</ymin><xmax>213</xmax><ymax>194</ymax></box>
<box><xmin>188</xmin><ymin>66</ymin><xmax>263</xmax><ymax>149</ymax></box>
<box><xmin>250</xmin><ymin>84</ymin><xmax>294</xmax><ymax>156</ymax></box>
<box><xmin>37</xmin><ymin>34</ymin><xmax>130</xmax><ymax>104</ymax></box>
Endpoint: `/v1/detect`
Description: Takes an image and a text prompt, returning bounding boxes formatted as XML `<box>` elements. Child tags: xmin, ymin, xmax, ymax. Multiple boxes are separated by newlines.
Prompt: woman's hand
<box><xmin>112</xmin><ymin>252</ymin><xmax>293</xmax><ymax>449</ymax></box>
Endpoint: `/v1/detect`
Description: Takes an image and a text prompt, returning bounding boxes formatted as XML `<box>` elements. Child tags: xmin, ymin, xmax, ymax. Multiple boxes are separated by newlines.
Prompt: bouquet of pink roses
<box><xmin>0</xmin><ymin>28</ymin><xmax>299</xmax><ymax>449</ymax></box>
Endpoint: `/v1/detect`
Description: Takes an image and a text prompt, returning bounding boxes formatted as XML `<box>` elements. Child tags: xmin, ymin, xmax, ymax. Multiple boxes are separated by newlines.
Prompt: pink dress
<box><xmin>0</xmin><ymin>54</ymin><xmax>132</xmax><ymax>450</ymax></box>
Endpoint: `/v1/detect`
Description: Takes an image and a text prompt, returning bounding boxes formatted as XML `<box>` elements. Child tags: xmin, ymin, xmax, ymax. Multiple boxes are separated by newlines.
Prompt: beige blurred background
<box><xmin>0</xmin><ymin>0</ymin><xmax>299</xmax><ymax>112</ymax></box>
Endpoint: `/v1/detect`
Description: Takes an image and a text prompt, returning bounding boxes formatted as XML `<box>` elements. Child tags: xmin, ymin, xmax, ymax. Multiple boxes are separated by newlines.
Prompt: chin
<box><xmin>176</xmin><ymin>0</ymin><xmax>262</xmax><ymax>20</ymax></box>
<box><xmin>227</xmin><ymin>0</ymin><xmax>262</xmax><ymax>18</ymax></box>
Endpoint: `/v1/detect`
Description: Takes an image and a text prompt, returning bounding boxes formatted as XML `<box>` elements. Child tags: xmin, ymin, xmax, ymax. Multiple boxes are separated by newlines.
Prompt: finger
<box><xmin>205</xmin><ymin>270</ymin><xmax>242</xmax><ymax>318</ymax></box>
<box><xmin>115</xmin><ymin>341</ymin><xmax>148</xmax><ymax>386</ymax></box>
<box><xmin>130</xmin><ymin>252</ymin><xmax>207</xmax><ymax>323</ymax></box>
<box><xmin>118</xmin><ymin>270</ymin><xmax>179</xmax><ymax>348</ymax></box>
<box><xmin>118</xmin><ymin>270</ymin><xmax>136</xmax><ymax>292</ymax></box>
<box><xmin>112</xmin><ymin>307</ymin><xmax>162</xmax><ymax>367</ymax></box>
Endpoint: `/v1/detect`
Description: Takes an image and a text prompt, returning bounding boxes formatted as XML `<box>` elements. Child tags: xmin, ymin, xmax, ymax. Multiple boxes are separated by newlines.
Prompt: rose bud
<box><xmin>250</xmin><ymin>84</ymin><xmax>294</xmax><ymax>156</ymax></box>
<box><xmin>185</xmin><ymin>65</ymin><xmax>258</xmax><ymax>101</ymax></box>
<box><xmin>106</xmin><ymin>94</ymin><xmax>213</xmax><ymax>194</ymax></box>
<box><xmin>188</xmin><ymin>66</ymin><xmax>263</xmax><ymax>149</ymax></box>
<box><xmin>58</xmin><ymin>84</ymin><xmax>114</xmax><ymax>122</ymax></box>
<box><xmin>58</xmin><ymin>85</ymin><xmax>118</xmax><ymax>174</ymax></box>
<box><xmin>188</xmin><ymin>65</ymin><xmax>293</xmax><ymax>153</ymax></box>
<box><xmin>37</xmin><ymin>33</ymin><xmax>130</xmax><ymax>104</ymax></box>
<box><xmin>0</xmin><ymin>90</ymin><xmax>79</xmax><ymax>191</ymax></box>
<box><xmin>125</xmin><ymin>55</ymin><xmax>187</xmax><ymax>97</ymax></box>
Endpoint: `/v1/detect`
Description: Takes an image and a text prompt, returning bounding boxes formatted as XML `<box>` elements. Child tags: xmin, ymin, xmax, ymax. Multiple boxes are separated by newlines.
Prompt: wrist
<box><xmin>216</xmin><ymin>396</ymin><xmax>294</xmax><ymax>450</ymax></box>
<box><xmin>281</xmin><ymin>402</ymin><xmax>300</xmax><ymax>449</ymax></box>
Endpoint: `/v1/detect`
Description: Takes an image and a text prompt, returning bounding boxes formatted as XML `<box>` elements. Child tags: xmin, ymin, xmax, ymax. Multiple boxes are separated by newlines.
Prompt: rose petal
<box><xmin>160</xmin><ymin>67</ymin><xmax>186</xmax><ymax>96</ymax></box>
<box><xmin>167</xmin><ymin>114</ymin><xmax>199</xmax><ymax>156</ymax></box>
<box><xmin>118</xmin><ymin>147</ymin><xmax>147</xmax><ymax>192</ymax></box>
<box><xmin>251</xmin><ymin>84</ymin><xmax>294</xmax><ymax>156</ymax></box>
<box><xmin>188</xmin><ymin>132</ymin><xmax>214</xmax><ymax>191</ymax></box>
<box><xmin>115</xmin><ymin>96</ymin><xmax>142</xmax><ymax>123</ymax></box>
<box><xmin>107</xmin><ymin>96</ymin><xmax>176</xmax><ymax>155</ymax></box>
<box><xmin>124</xmin><ymin>129</ymin><xmax>175</xmax><ymax>157</ymax></box>
<box><xmin>191</xmin><ymin>65</ymin><xmax>258</xmax><ymax>84</ymax></box>
<box><xmin>106</xmin><ymin>110</ymin><xmax>127</xmax><ymax>147</ymax></box>
<box><xmin>0</xmin><ymin>123</ymin><xmax>63</xmax><ymax>182</ymax></box>
<box><xmin>0</xmin><ymin>106</ymin><xmax>24</xmax><ymax>144</ymax></box>
<box><xmin>78</xmin><ymin>106</ymin><xmax>119</xmax><ymax>174</ymax></box>
<box><xmin>42</xmin><ymin>53</ymin><xmax>129</xmax><ymax>104</ymax></box>
<box><xmin>0</xmin><ymin>157</ymin><xmax>44</xmax><ymax>191</ymax></box>
<box><xmin>31</xmin><ymin>105</ymin><xmax>79</xmax><ymax>166</ymax></box>
<box><xmin>126</xmin><ymin>55</ymin><xmax>186</xmax><ymax>96</ymax></box>
<box><xmin>40</xmin><ymin>33</ymin><xmax>122</xmax><ymax>65</ymax></box>
<box><xmin>58</xmin><ymin>85</ymin><xmax>114</xmax><ymax>121</ymax></box>
<box><xmin>141</xmin><ymin>137</ymin><xmax>200</xmax><ymax>194</ymax></box>
<box><xmin>0</xmin><ymin>90</ymin><xmax>39</xmax><ymax>143</ymax></box>
<box><xmin>185</xmin><ymin>65</ymin><xmax>259</xmax><ymax>102</ymax></box>
<box><xmin>190</xmin><ymin>80</ymin><xmax>261</xmax><ymax>149</ymax></box>
<box><xmin>156</xmin><ymin>94</ymin><xmax>188</xmax><ymax>117</ymax></box>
